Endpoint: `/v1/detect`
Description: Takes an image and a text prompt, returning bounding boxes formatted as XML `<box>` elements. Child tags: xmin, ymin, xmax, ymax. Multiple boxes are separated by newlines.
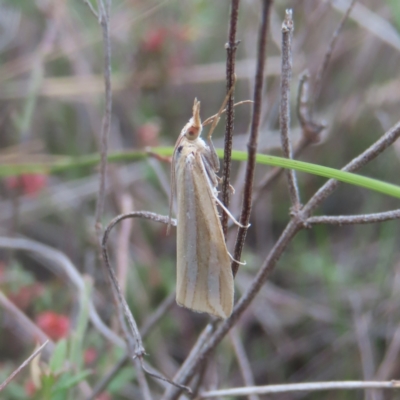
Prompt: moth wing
<box><xmin>176</xmin><ymin>151</ymin><xmax>233</xmax><ymax>319</ymax></box>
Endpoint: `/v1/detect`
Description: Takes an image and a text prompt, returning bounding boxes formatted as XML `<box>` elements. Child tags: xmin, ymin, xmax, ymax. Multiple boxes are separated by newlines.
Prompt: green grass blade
<box><xmin>0</xmin><ymin>147</ymin><xmax>399</xmax><ymax>200</ymax></box>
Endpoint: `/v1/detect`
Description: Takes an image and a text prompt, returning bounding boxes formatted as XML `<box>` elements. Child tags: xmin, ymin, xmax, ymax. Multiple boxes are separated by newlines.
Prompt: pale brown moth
<box><xmin>168</xmin><ymin>96</ymin><xmax>245</xmax><ymax>319</ymax></box>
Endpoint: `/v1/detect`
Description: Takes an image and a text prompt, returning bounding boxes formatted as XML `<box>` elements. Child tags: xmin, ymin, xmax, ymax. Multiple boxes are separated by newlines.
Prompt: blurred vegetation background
<box><xmin>1</xmin><ymin>0</ymin><xmax>400</xmax><ymax>399</ymax></box>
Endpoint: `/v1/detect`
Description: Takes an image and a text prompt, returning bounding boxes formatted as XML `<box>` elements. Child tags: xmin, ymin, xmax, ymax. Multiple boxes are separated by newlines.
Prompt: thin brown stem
<box><xmin>0</xmin><ymin>341</ymin><xmax>49</xmax><ymax>392</ymax></box>
<box><xmin>94</xmin><ymin>0</ymin><xmax>113</xmax><ymax>238</ymax></box>
<box><xmin>88</xmin><ymin>293</ymin><xmax>176</xmax><ymax>400</ymax></box>
<box><xmin>134</xmin><ymin>358</ymin><xmax>153</xmax><ymax>400</ymax></box>
<box><xmin>313</xmin><ymin>0</ymin><xmax>357</xmax><ymax>101</ymax></box>
<box><xmin>230</xmin><ymin>327</ymin><xmax>259</xmax><ymax>400</ymax></box>
<box><xmin>302</xmin><ymin>120</ymin><xmax>400</xmax><ymax>216</ymax></box>
<box><xmin>307</xmin><ymin>210</ymin><xmax>400</xmax><ymax>226</ymax></box>
<box><xmin>102</xmin><ymin>211</ymin><xmax>192</xmax><ymax>393</ymax></box>
<box><xmin>161</xmin><ymin>321</ymin><xmax>219</xmax><ymax>399</ymax></box>
<box><xmin>232</xmin><ymin>0</ymin><xmax>273</xmax><ymax>277</ymax></box>
<box><xmin>88</xmin><ymin>356</ymin><xmax>128</xmax><ymax>400</ymax></box>
<box><xmin>376</xmin><ymin>325</ymin><xmax>400</xmax><ymax>379</ymax></box>
<box><xmin>101</xmin><ymin>212</ymin><xmax>177</xmax><ymax>355</ymax></box>
<box><xmin>80</xmin><ymin>0</ymin><xmax>99</xmax><ymax>18</ymax></box>
<box><xmin>279</xmin><ymin>9</ymin><xmax>301</xmax><ymax>210</ymax></box>
<box><xmin>161</xmin><ymin>219</ymin><xmax>300</xmax><ymax>400</ymax></box>
<box><xmin>350</xmin><ymin>300</ymin><xmax>377</xmax><ymax>400</ymax></box>
<box><xmin>161</xmin><ymin>115</ymin><xmax>400</xmax><ymax>399</ymax></box>
<box><xmin>199</xmin><ymin>381</ymin><xmax>400</xmax><ymax>398</ymax></box>
<box><xmin>102</xmin><ymin>216</ymin><xmax>145</xmax><ymax>359</ymax></box>
<box><xmin>296</xmin><ymin>72</ymin><xmax>326</xmax><ymax>144</ymax></box>
<box><xmin>221</xmin><ymin>0</ymin><xmax>240</xmax><ymax>238</ymax></box>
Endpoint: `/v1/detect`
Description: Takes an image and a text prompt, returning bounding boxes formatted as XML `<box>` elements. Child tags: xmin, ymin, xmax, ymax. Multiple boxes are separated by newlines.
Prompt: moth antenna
<box><xmin>206</xmin><ymin>77</ymin><xmax>237</xmax><ymax>140</ymax></box>
<box><xmin>192</xmin><ymin>98</ymin><xmax>201</xmax><ymax>129</ymax></box>
<box><xmin>168</xmin><ymin>135</ymin><xmax>185</xmax><ymax>234</ymax></box>
<box><xmin>203</xmin><ymin>100</ymin><xmax>253</xmax><ymax>126</ymax></box>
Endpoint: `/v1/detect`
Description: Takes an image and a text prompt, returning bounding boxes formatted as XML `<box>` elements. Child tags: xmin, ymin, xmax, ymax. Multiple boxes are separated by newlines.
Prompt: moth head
<box><xmin>184</xmin><ymin>98</ymin><xmax>202</xmax><ymax>141</ymax></box>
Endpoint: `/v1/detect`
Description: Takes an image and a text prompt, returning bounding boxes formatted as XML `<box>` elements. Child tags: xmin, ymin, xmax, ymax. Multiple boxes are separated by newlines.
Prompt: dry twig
<box><xmin>221</xmin><ymin>0</ymin><xmax>240</xmax><ymax>237</ymax></box>
<box><xmin>199</xmin><ymin>380</ymin><xmax>400</xmax><ymax>398</ymax></box>
<box><xmin>0</xmin><ymin>341</ymin><xmax>49</xmax><ymax>392</ymax></box>
<box><xmin>279</xmin><ymin>9</ymin><xmax>301</xmax><ymax>211</ymax></box>
<box><xmin>232</xmin><ymin>0</ymin><xmax>273</xmax><ymax>277</ymax></box>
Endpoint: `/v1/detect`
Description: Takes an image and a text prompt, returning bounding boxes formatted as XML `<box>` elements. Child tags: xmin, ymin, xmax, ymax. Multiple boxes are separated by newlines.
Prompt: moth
<box><xmin>169</xmin><ymin>97</ymin><xmax>243</xmax><ymax>319</ymax></box>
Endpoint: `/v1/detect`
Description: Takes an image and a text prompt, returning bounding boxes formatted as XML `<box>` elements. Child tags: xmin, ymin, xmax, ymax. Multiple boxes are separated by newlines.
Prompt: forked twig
<box><xmin>102</xmin><ymin>211</ymin><xmax>191</xmax><ymax>394</ymax></box>
<box><xmin>88</xmin><ymin>294</ymin><xmax>176</xmax><ymax>400</ymax></box>
<box><xmin>160</xmin><ymin>62</ymin><xmax>400</xmax><ymax>400</ymax></box>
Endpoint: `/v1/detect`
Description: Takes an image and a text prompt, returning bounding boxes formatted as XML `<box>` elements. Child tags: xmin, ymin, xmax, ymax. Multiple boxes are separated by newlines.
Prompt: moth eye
<box><xmin>186</xmin><ymin>126</ymin><xmax>200</xmax><ymax>140</ymax></box>
<box><xmin>187</xmin><ymin>129</ymin><xmax>195</xmax><ymax>138</ymax></box>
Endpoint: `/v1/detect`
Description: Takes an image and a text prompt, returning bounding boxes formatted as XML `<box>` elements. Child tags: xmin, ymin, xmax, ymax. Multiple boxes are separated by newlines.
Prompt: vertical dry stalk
<box><xmin>279</xmin><ymin>10</ymin><xmax>301</xmax><ymax>210</ymax></box>
<box><xmin>232</xmin><ymin>0</ymin><xmax>273</xmax><ymax>277</ymax></box>
<box><xmin>222</xmin><ymin>0</ymin><xmax>240</xmax><ymax>238</ymax></box>
<box><xmin>313</xmin><ymin>0</ymin><xmax>357</xmax><ymax>102</ymax></box>
<box><xmin>94</xmin><ymin>0</ymin><xmax>113</xmax><ymax>238</ymax></box>
<box><xmin>230</xmin><ymin>327</ymin><xmax>260</xmax><ymax>400</ymax></box>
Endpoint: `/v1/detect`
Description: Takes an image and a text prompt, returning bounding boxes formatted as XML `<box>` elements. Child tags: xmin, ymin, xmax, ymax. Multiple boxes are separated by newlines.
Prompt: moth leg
<box><xmin>204</xmin><ymin>138</ymin><xmax>220</xmax><ymax>172</ymax></box>
<box><xmin>202</xmin><ymin>153</ymin><xmax>219</xmax><ymax>188</ymax></box>
<box><xmin>213</xmin><ymin>193</ymin><xmax>250</xmax><ymax>229</ymax></box>
<box><xmin>227</xmin><ymin>251</ymin><xmax>246</xmax><ymax>265</ymax></box>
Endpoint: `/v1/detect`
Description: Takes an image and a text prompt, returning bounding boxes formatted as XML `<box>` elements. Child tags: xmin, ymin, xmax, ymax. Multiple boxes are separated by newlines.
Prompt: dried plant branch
<box><xmin>190</xmin><ymin>359</ymin><xmax>209</xmax><ymax>399</ymax></box>
<box><xmin>134</xmin><ymin>359</ymin><xmax>153</xmax><ymax>400</ymax></box>
<box><xmin>232</xmin><ymin>0</ymin><xmax>273</xmax><ymax>277</ymax></box>
<box><xmin>350</xmin><ymin>300</ymin><xmax>376</xmax><ymax>400</ymax></box>
<box><xmin>102</xmin><ymin>212</ymin><xmax>191</xmax><ymax>394</ymax></box>
<box><xmin>161</xmin><ymin>218</ymin><xmax>300</xmax><ymax>400</ymax></box>
<box><xmin>302</xmin><ymin>120</ymin><xmax>400</xmax><ymax>216</ymax></box>
<box><xmin>116</xmin><ymin>194</ymin><xmax>133</xmax><ymax>294</ymax></box>
<box><xmin>88</xmin><ymin>356</ymin><xmax>128</xmax><ymax>400</ymax></box>
<box><xmin>161</xmin><ymin>105</ymin><xmax>400</xmax><ymax>400</ymax></box>
<box><xmin>140</xmin><ymin>292</ymin><xmax>176</xmax><ymax>337</ymax></box>
<box><xmin>376</xmin><ymin>324</ymin><xmax>400</xmax><ymax>379</ymax></box>
<box><xmin>313</xmin><ymin>0</ymin><xmax>357</xmax><ymax>101</ymax></box>
<box><xmin>230</xmin><ymin>327</ymin><xmax>259</xmax><ymax>400</ymax></box>
<box><xmin>101</xmin><ymin>212</ymin><xmax>176</xmax><ymax>359</ymax></box>
<box><xmin>199</xmin><ymin>380</ymin><xmax>400</xmax><ymax>398</ymax></box>
<box><xmin>162</xmin><ymin>320</ymin><xmax>219</xmax><ymax>399</ymax></box>
<box><xmin>279</xmin><ymin>9</ymin><xmax>301</xmax><ymax>210</ymax></box>
<box><xmin>221</xmin><ymin>0</ymin><xmax>240</xmax><ymax>237</ymax></box>
<box><xmin>253</xmin><ymin>74</ymin><xmax>324</xmax><ymax>203</ymax></box>
<box><xmin>0</xmin><ymin>341</ymin><xmax>49</xmax><ymax>392</ymax></box>
<box><xmin>80</xmin><ymin>0</ymin><xmax>99</xmax><ymax>18</ymax></box>
<box><xmin>88</xmin><ymin>293</ymin><xmax>176</xmax><ymax>400</ymax></box>
<box><xmin>94</xmin><ymin>0</ymin><xmax>113</xmax><ymax>238</ymax></box>
<box><xmin>296</xmin><ymin>72</ymin><xmax>326</xmax><ymax>144</ymax></box>
<box><xmin>307</xmin><ymin>210</ymin><xmax>400</xmax><ymax>226</ymax></box>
